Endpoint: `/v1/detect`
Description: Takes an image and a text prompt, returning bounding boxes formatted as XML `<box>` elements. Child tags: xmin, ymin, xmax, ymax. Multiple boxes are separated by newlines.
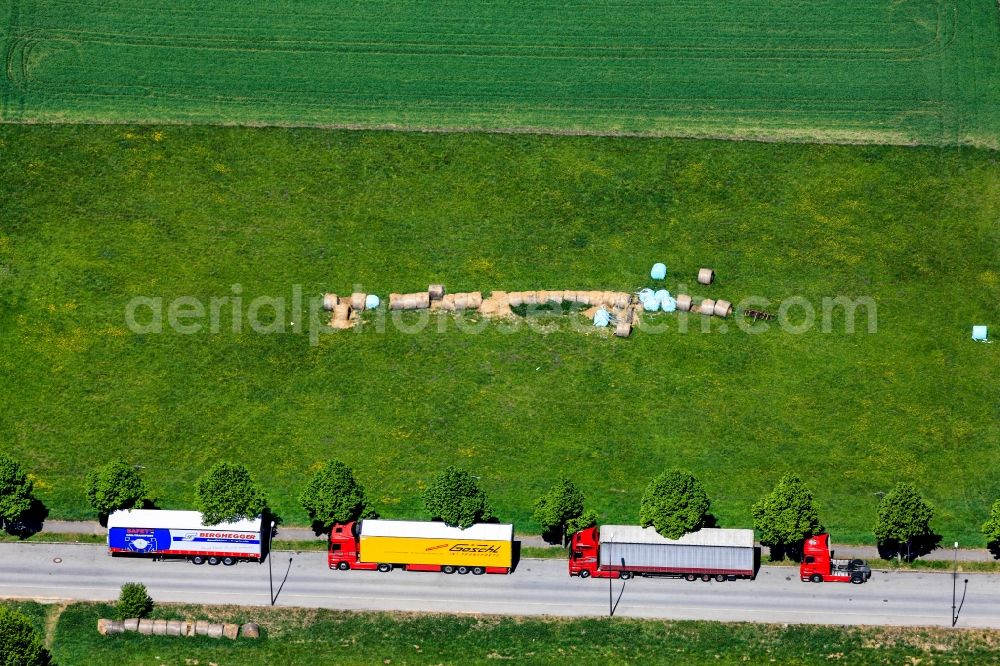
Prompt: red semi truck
<box><xmin>569</xmin><ymin>524</ymin><xmax>756</xmax><ymax>580</ymax></box>
<box><xmin>328</xmin><ymin>519</ymin><xmax>513</xmax><ymax>575</ymax></box>
<box><xmin>799</xmin><ymin>533</ymin><xmax>871</xmax><ymax>584</ymax></box>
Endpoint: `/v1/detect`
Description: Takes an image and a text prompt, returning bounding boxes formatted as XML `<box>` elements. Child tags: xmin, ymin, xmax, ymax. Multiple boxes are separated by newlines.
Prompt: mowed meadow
<box><xmin>1</xmin><ymin>0</ymin><xmax>1000</xmax><ymax>146</ymax></box>
<box><xmin>0</xmin><ymin>126</ymin><xmax>997</xmax><ymax>542</ymax></box>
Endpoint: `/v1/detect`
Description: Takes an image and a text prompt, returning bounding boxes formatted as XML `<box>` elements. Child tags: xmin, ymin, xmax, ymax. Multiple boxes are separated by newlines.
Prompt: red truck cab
<box><xmin>569</xmin><ymin>525</ymin><xmax>624</xmax><ymax>579</ymax></box>
<box><xmin>329</xmin><ymin>521</ymin><xmax>378</xmax><ymax>570</ymax></box>
<box><xmin>800</xmin><ymin>534</ymin><xmax>871</xmax><ymax>584</ymax></box>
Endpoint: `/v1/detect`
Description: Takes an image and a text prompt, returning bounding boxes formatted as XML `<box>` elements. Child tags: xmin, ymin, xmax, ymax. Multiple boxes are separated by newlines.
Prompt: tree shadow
<box><xmin>3</xmin><ymin>499</ymin><xmax>49</xmax><ymax>538</ymax></box>
<box><xmin>988</xmin><ymin>541</ymin><xmax>1000</xmax><ymax>561</ymax></box>
<box><xmin>877</xmin><ymin>532</ymin><xmax>943</xmax><ymax>562</ymax></box>
<box><xmin>765</xmin><ymin>543</ymin><xmax>804</xmax><ymax>563</ymax></box>
<box><xmin>702</xmin><ymin>514</ymin><xmax>718</xmax><ymax>529</ymax></box>
<box><xmin>540</xmin><ymin>526</ymin><xmax>564</xmax><ymax>546</ymax></box>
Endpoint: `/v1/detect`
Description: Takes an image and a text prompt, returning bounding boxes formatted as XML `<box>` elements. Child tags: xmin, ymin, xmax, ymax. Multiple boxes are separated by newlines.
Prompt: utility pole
<box><xmin>951</xmin><ymin>541</ymin><xmax>958</xmax><ymax>626</ymax></box>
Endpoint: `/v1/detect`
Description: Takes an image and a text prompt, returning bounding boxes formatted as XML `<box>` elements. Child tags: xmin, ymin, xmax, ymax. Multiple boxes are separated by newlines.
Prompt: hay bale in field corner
<box><xmin>241</xmin><ymin>622</ymin><xmax>261</xmax><ymax>639</ymax></box>
<box><xmin>428</xmin><ymin>284</ymin><xmax>445</xmax><ymax>301</ymax></box>
<box><xmin>322</xmin><ymin>293</ymin><xmax>338</xmax><ymax>311</ymax></box>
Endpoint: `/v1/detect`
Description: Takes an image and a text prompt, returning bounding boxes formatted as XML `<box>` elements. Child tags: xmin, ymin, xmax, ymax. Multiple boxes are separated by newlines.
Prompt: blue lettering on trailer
<box><xmin>109</xmin><ymin>528</ymin><xmax>173</xmax><ymax>553</ymax></box>
<box><xmin>172</xmin><ymin>535</ymin><xmax>260</xmax><ymax>544</ymax></box>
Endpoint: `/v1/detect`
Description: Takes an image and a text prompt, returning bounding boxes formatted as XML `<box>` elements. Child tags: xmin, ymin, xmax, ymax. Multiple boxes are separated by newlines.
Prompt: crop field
<box><xmin>2</xmin><ymin>1</ymin><xmax>1000</xmax><ymax>146</ymax></box>
<box><xmin>1</xmin><ymin>126</ymin><xmax>997</xmax><ymax>543</ymax></box>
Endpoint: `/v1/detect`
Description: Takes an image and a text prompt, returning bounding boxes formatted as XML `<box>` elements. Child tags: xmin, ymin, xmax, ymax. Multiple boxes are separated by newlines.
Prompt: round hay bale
<box><xmin>479</xmin><ymin>300</ymin><xmax>498</xmax><ymax>316</ymax></box>
<box><xmin>676</xmin><ymin>294</ymin><xmax>692</xmax><ymax>312</ymax></box>
<box><xmin>468</xmin><ymin>291</ymin><xmax>483</xmax><ymax>309</ymax></box>
<box><xmin>388</xmin><ymin>293</ymin><xmax>404</xmax><ymax>310</ymax></box>
<box><xmin>137</xmin><ymin>619</ymin><xmax>154</xmax><ymax>635</ymax></box>
<box><xmin>507</xmin><ymin>292</ymin><xmax>523</xmax><ymax>307</ymax></box>
<box><xmin>619</xmin><ymin>305</ymin><xmax>634</xmax><ymax>325</ymax></box>
<box><xmin>122</xmin><ymin>618</ymin><xmax>139</xmax><ymax>633</ymax></box>
<box><xmin>699</xmin><ymin>298</ymin><xmax>715</xmax><ymax>315</ymax></box>
<box><xmin>350</xmin><ymin>292</ymin><xmax>367</xmax><ymax>311</ymax></box>
<box><xmin>614</xmin><ymin>292</ymin><xmax>631</xmax><ymax>309</ymax></box>
<box><xmin>588</xmin><ymin>291</ymin><xmax>604</xmax><ymax>307</ymax></box>
<box><xmin>153</xmin><ymin>619</ymin><xmax>168</xmax><ymax>636</ymax></box>
<box><xmin>365</xmin><ymin>294</ymin><xmax>381</xmax><ymax>309</ymax></box>
<box><xmin>490</xmin><ymin>290</ymin><xmax>508</xmax><ymax>305</ymax></box>
<box><xmin>453</xmin><ymin>293</ymin><xmax>469</xmax><ymax>310</ymax></box>
<box><xmin>522</xmin><ymin>291</ymin><xmax>537</xmax><ymax>306</ymax></box>
<box><xmin>614</xmin><ymin>320</ymin><xmax>633</xmax><ymax>338</ymax></box>
<box><xmin>713</xmin><ymin>299</ymin><xmax>732</xmax><ymax>318</ymax></box>
<box><xmin>562</xmin><ymin>290</ymin><xmax>577</xmax><ymax>303</ymax></box>
<box><xmin>698</xmin><ymin>268</ymin><xmax>715</xmax><ymax>285</ymax></box>
<box><xmin>223</xmin><ymin>623</ymin><xmax>240</xmax><ymax>640</ymax></box>
<box><xmin>207</xmin><ymin>623</ymin><xmax>225</xmax><ymax>639</ymax></box>
<box><xmin>195</xmin><ymin>620</ymin><xmax>211</xmax><ymax>636</ymax></box>
<box><xmin>576</xmin><ymin>291</ymin><xmax>590</xmax><ymax>306</ymax></box>
<box><xmin>322</xmin><ymin>293</ymin><xmax>338</xmax><ymax>311</ymax></box>
<box><xmin>183</xmin><ymin>620</ymin><xmax>195</xmax><ymax>637</ymax></box>
<box><xmin>439</xmin><ymin>294</ymin><xmax>456</xmax><ymax>311</ymax></box>
<box><xmin>412</xmin><ymin>292</ymin><xmax>431</xmax><ymax>309</ymax></box>
<box><xmin>98</xmin><ymin>618</ymin><xmax>124</xmax><ymax>635</ymax></box>
<box><xmin>428</xmin><ymin>284</ymin><xmax>445</xmax><ymax>301</ymax></box>
<box><xmin>166</xmin><ymin>620</ymin><xmax>183</xmax><ymax>637</ymax></box>
<box><xmin>546</xmin><ymin>290</ymin><xmax>563</xmax><ymax>305</ymax></box>
<box><xmin>240</xmin><ymin>622</ymin><xmax>261</xmax><ymax>639</ymax></box>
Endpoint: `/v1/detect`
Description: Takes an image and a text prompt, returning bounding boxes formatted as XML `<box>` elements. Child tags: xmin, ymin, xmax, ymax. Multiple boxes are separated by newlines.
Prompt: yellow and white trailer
<box><xmin>328</xmin><ymin>519</ymin><xmax>513</xmax><ymax>575</ymax></box>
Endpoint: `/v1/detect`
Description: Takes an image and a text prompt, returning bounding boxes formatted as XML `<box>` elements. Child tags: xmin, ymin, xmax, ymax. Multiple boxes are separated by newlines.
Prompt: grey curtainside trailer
<box><xmin>598</xmin><ymin>525</ymin><xmax>756</xmax><ymax>579</ymax></box>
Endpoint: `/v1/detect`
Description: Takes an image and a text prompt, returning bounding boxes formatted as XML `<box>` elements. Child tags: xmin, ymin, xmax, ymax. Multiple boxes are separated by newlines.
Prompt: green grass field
<box><xmin>3</xmin><ymin>1</ymin><xmax>1000</xmax><ymax>146</ymax></box>
<box><xmin>7</xmin><ymin>601</ymin><xmax>1000</xmax><ymax>665</ymax></box>
<box><xmin>1</xmin><ymin>125</ymin><xmax>997</xmax><ymax>544</ymax></box>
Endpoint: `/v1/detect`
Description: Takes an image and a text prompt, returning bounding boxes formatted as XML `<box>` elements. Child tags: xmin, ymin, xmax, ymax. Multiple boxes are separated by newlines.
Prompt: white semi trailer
<box><xmin>107</xmin><ymin>509</ymin><xmax>263</xmax><ymax>566</ymax></box>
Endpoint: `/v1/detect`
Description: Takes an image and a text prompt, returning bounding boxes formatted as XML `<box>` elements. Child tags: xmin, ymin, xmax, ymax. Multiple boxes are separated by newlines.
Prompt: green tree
<box><xmin>85</xmin><ymin>461</ymin><xmax>150</xmax><ymax>521</ymax></box>
<box><xmin>981</xmin><ymin>499</ymin><xmax>1000</xmax><ymax>559</ymax></box>
<box><xmin>117</xmin><ymin>582</ymin><xmax>154</xmax><ymax>619</ymax></box>
<box><xmin>873</xmin><ymin>482</ymin><xmax>935</xmax><ymax>561</ymax></box>
<box><xmin>423</xmin><ymin>466</ymin><xmax>495</xmax><ymax>529</ymax></box>
<box><xmin>194</xmin><ymin>462</ymin><xmax>266</xmax><ymax>525</ymax></box>
<box><xmin>0</xmin><ymin>606</ymin><xmax>50</xmax><ymax>666</ymax></box>
<box><xmin>0</xmin><ymin>453</ymin><xmax>36</xmax><ymax>534</ymax></box>
<box><xmin>533</xmin><ymin>476</ymin><xmax>585</xmax><ymax>545</ymax></box>
<box><xmin>565</xmin><ymin>509</ymin><xmax>599</xmax><ymax>537</ymax></box>
<box><xmin>639</xmin><ymin>470</ymin><xmax>710</xmax><ymax>540</ymax></box>
<box><xmin>752</xmin><ymin>474</ymin><xmax>824</xmax><ymax>561</ymax></box>
<box><xmin>299</xmin><ymin>460</ymin><xmax>375</xmax><ymax>533</ymax></box>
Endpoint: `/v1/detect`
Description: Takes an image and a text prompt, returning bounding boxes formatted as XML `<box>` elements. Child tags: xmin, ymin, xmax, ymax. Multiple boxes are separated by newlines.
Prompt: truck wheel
<box><xmin>619</xmin><ymin>571</ymin><xmax>633</xmax><ymax>580</ymax></box>
<box><xmin>685</xmin><ymin>574</ymin><xmax>697</xmax><ymax>582</ymax></box>
<box><xmin>715</xmin><ymin>574</ymin><xmax>726</xmax><ymax>582</ymax></box>
<box><xmin>810</xmin><ymin>574</ymin><xmax>823</xmax><ymax>583</ymax></box>
<box><xmin>377</xmin><ymin>563</ymin><xmax>392</xmax><ymax>573</ymax></box>
<box><xmin>457</xmin><ymin>566</ymin><xmax>470</xmax><ymax>575</ymax></box>
<box><xmin>578</xmin><ymin>570</ymin><xmax>591</xmax><ymax>579</ymax></box>
<box><xmin>851</xmin><ymin>575</ymin><xmax>865</xmax><ymax>584</ymax></box>
<box><xmin>207</xmin><ymin>556</ymin><xmax>221</xmax><ymax>566</ymax></box>
<box><xmin>442</xmin><ymin>565</ymin><xmax>456</xmax><ymax>574</ymax></box>
<box><xmin>337</xmin><ymin>561</ymin><xmax>350</xmax><ymax>571</ymax></box>
<box><xmin>472</xmin><ymin>567</ymin><xmax>485</xmax><ymax>575</ymax></box>
<box><xmin>701</xmin><ymin>574</ymin><xmax>712</xmax><ymax>582</ymax></box>
<box><xmin>191</xmin><ymin>556</ymin><xmax>206</xmax><ymax>565</ymax></box>
<box><xmin>222</xmin><ymin>557</ymin><xmax>237</xmax><ymax>566</ymax></box>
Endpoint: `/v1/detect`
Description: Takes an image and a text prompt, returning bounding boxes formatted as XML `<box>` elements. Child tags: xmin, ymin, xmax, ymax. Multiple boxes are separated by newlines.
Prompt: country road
<box><xmin>2</xmin><ymin>543</ymin><xmax>998</xmax><ymax>629</ymax></box>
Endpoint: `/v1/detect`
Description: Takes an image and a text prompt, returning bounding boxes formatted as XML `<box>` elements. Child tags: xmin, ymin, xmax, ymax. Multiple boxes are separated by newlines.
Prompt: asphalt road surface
<box><xmin>2</xmin><ymin>543</ymin><xmax>998</xmax><ymax>628</ymax></box>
